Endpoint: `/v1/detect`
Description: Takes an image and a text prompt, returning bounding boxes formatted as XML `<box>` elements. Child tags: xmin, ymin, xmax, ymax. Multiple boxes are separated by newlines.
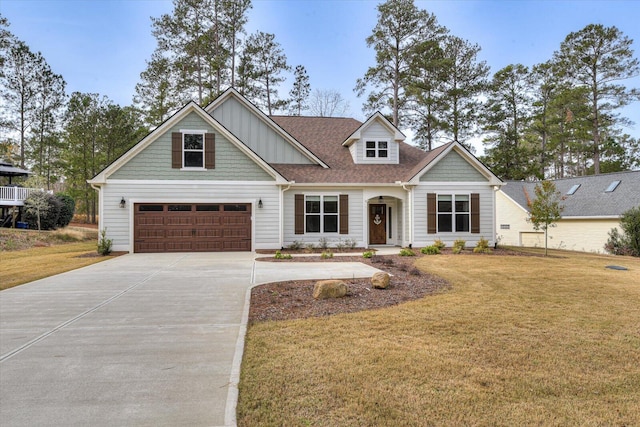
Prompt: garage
<box><xmin>134</xmin><ymin>203</ymin><xmax>251</xmax><ymax>253</ymax></box>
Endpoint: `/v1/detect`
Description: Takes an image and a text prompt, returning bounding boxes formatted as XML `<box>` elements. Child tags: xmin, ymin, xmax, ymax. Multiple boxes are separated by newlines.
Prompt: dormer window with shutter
<box><xmin>365</xmin><ymin>140</ymin><xmax>388</xmax><ymax>158</ymax></box>
<box><xmin>172</xmin><ymin>130</ymin><xmax>215</xmax><ymax>170</ymax></box>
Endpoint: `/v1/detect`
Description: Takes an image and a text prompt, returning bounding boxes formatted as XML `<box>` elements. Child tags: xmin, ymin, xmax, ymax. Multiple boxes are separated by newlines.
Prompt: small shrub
<box><xmin>335</xmin><ymin>238</ymin><xmax>346</xmax><ymax>251</ymax></box>
<box><xmin>605</xmin><ymin>206</ymin><xmax>640</xmax><ymax>257</ymax></box>
<box><xmin>452</xmin><ymin>239</ymin><xmax>466</xmax><ymax>254</ymax></box>
<box><xmin>275</xmin><ymin>250</ymin><xmax>292</xmax><ymax>259</ymax></box>
<box><xmin>318</xmin><ymin>237</ymin><xmax>329</xmax><ymax>250</ymax></box>
<box><xmin>433</xmin><ymin>239</ymin><xmax>446</xmax><ymax>250</ymax></box>
<box><xmin>362</xmin><ymin>250</ymin><xmax>374</xmax><ymax>258</ymax></box>
<box><xmin>473</xmin><ymin>236</ymin><xmax>492</xmax><ymax>254</ymax></box>
<box><xmin>24</xmin><ymin>191</ymin><xmax>62</xmax><ymax>231</ymax></box>
<box><xmin>399</xmin><ymin>248</ymin><xmax>415</xmax><ymax>256</ymax></box>
<box><xmin>321</xmin><ymin>250</ymin><xmax>333</xmax><ymax>259</ymax></box>
<box><xmin>97</xmin><ymin>228</ymin><xmax>112</xmax><ymax>256</ymax></box>
<box><xmin>288</xmin><ymin>240</ymin><xmax>303</xmax><ymax>250</ymax></box>
<box><xmin>305</xmin><ymin>242</ymin><xmax>316</xmax><ymax>252</ymax></box>
<box><xmin>345</xmin><ymin>238</ymin><xmax>357</xmax><ymax>249</ymax></box>
<box><xmin>55</xmin><ymin>193</ymin><xmax>75</xmax><ymax>228</ymax></box>
<box><xmin>421</xmin><ymin>245</ymin><xmax>440</xmax><ymax>255</ymax></box>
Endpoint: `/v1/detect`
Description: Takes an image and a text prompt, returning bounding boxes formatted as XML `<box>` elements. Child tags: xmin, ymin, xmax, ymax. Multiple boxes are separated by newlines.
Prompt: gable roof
<box><xmin>205</xmin><ymin>88</ymin><xmax>328</xmax><ymax>168</ymax></box>
<box><xmin>342</xmin><ymin>112</ymin><xmax>405</xmax><ymax>147</ymax></box>
<box><xmin>501</xmin><ymin>170</ymin><xmax>640</xmax><ymax>217</ymax></box>
<box><xmin>90</xmin><ymin>101</ymin><xmax>287</xmax><ymax>184</ymax></box>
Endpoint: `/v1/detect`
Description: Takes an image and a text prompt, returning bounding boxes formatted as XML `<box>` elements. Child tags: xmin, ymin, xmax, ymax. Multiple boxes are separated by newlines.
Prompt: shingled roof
<box><xmin>501</xmin><ymin>170</ymin><xmax>640</xmax><ymax>217</ymax></box>
<box><xmin>269</xmin><ymin>116</ymin><xmax>451</xmax><ymax>183</ymax></box>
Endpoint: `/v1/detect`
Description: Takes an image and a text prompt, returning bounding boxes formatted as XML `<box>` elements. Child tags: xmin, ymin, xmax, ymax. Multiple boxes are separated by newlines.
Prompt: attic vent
<box><xmin>566</xmin><ymin>184</ymin><xmax>581</xmax><ymax>195</ymax></box>
<box><xmin>605</xmin><ymin>180</ymin><xmax>621</xmax><ymax>192</ymax></box>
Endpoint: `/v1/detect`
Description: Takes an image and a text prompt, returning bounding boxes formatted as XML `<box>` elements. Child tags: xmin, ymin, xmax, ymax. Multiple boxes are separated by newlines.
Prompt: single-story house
<box><xmin>496</xmin><ymin>170</ymin><xmax>640</xmax><ymax>253</ymax></box>
<box><xmin>90</xmin><ymin>88</ymin><xmax>503</xmax><ymax>253</ymax></box>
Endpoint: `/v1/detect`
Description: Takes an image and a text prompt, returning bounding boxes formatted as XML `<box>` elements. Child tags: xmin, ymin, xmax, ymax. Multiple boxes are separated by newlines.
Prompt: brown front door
<box><xmin>369</xmin><ymin>204</ymin><xmax>386</xmax><ymax>245</ymax></box>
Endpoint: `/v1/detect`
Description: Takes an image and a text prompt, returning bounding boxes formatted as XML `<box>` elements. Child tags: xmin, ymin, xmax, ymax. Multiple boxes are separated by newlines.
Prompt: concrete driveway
<box><xmin>0</xmin><ymin>253</ymin><xmax>380</xmax><ymax>427</ymax></box>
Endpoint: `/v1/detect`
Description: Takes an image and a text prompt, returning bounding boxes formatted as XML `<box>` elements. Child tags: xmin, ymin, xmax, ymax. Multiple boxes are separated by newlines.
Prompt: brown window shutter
<box><xmin>339</xmin><ymin>194</ymin><xmax>349</xmax><ymax>234</ymax></box>
<box><xmin>294</xmin><ymin>194</ymin><xmax>304</xmax><ymax>235</ymax></box>
<box><xmin>471</xmin><ymin>193</ymin><xmax>480</xmax><ymax>234</ymax></box>
<box><xmin>171</xmin><ymin>132</ymin><xmax>182</xmax><ymax>168</ymax></box>
<box><xmin>427</xmin><ymin>193</ymin><xmax>436</xmax><ymax>234</ymax></box>
<box><xmin>204</xmin><ymin>133</ymin><xmax>215</xmax><ymax>169</ymax></box>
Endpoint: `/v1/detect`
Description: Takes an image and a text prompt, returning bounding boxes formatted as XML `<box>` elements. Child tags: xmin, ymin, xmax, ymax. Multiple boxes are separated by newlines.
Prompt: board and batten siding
<box><xmin>352</xmin><ymin>121</ymin><xmax>399</xmax><ymax>164</ymax></box>
<box><xmin>210</xmin><ymin>96</ymin><xmax>313</xmax><ymax>164</ymax></box>
<box><xmin>110</xmin><ymin>112</ymin><xmax>273</xmax><ymax>181</ymax></box>
<box><xmin>283</xmin><ymin>188</ymin><xmax>365</xmax><ymax>247</ymax></box>
<box><xmin>420</xmin><ymin>150</ymin><xmax>486</xmax><ymax>182</ymax></box>
<box><xmin>100</xmin><ymin>181</ymin><xmax>280</xmax><ymax>252</ymax></box>
<box><xmin>413</xmin><ymin>183</ymin><xmax>496</xmax><ymax>247</ymax></box>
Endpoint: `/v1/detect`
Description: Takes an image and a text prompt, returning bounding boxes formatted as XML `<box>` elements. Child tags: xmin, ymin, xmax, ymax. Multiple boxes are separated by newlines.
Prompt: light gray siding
<box><xmin>413</xmin><ymin>183</ymin><xmax>496</xmax><ymax>247</ymax></box>
<box><xmin>99</xmin><ymin>181</ymin><xmax>280</xmax><ymax>252</ymax></box>
<box><xmin>420</xmin><ymin>150</ymin><xmax>486</xmax><ymax>182</ymax></box>
<box><xmin>283</xmin><ymin>188</ymin><xmax>365</xmax><ymax>248</ymax></box>
<box><xmin>211</xmin><ymin>96</ymin><xmax>313</xmax><ymax>164</ymax></box>
<box><xmin>110</xmin><ymin>112</ymin><xmax>273</xmax><ymax>181</ymax></box>
<box><xmin>352</xmin><ymin>121</ymin><xmax>399</xmax><ymax>164</ymax></box>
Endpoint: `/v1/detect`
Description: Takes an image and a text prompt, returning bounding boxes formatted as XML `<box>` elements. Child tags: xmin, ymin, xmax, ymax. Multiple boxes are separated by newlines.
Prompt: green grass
<box><xmin>238</xmin><ymin>249</ymin><xmax>640</xmax><ymax>426</ymax></box>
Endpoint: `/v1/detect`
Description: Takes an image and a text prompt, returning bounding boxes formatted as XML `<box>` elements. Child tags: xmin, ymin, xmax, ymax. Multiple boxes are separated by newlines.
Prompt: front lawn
<box><xmin>238</xmin><ymin>249</ymin><xmax>640</xmax><ymax>426</ymax></box>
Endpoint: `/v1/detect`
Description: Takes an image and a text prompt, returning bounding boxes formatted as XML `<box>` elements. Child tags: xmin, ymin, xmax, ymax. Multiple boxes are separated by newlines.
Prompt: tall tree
<box><xmin>555</xmin><ymin>24</ymin><xmax>640</xmax><ymax>174</ymax></box>
<box><xmin>221</xmin><ymin>0</ymin><xmax>251</xmax><ymax>88</ymax></box>
<box><xmin>27</xmin><ymin>60</ymin><xmax>66</xmax><ymax>188</ymax></box>
<box><xmin>0</xmin><ymin>40</ymin><xmax>39</xmax><ymax>167</ymax></box>
<box><xmin>134</xmin><ymin>50</ymin><xmax>181</xmax><ymax>128</ymax></box>
<box><xmin>289</xmin><ymin>65</ymin><xmax>310</xmax><ymax>115</ymax></box>
<box><xmin>355</xmin><ymin>0</ymin><xmax>445</xmax><ymax>127</ymax></box>
<box><xmin>239</xmin><ymin>31</ymin><xmax>290</xmax><ymax>115</ymax></box>
<box><xmin>308</xmin><ymin>89</ymin><xmax>351</xmax><ymax>117</ymax></box>
<box><xmin>482</xmin><ymin>64</ymin><xmax>539</xmax><ymax>180</ymax></box>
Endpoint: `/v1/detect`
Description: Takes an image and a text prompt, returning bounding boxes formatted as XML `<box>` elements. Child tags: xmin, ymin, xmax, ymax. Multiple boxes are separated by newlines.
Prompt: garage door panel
<box><xmin>134</xmin><ymin>203</ymin><xmax>251</xmax><ymax>253</ymax></box>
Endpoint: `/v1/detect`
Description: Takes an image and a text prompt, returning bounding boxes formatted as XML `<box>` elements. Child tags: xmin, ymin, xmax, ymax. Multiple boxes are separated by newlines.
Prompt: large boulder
<box><xmin>371</xmin><ymin>272</ymin><xmax>390</xmax><ymax>289</ymax></box>
<box><xmin>313</xmin><ymin>280</ymin><xmax>348</xmax><ymax>299</ymax></box>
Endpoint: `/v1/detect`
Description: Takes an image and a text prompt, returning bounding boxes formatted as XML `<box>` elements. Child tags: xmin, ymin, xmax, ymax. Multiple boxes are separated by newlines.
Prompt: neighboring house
<box><xmin>90</xmin><ymin>88</ymin><xmax>502</xmax><ymax>253</ymax></box>
<box><xmin>497</xmin><ymin>171</ymin><xmax>640</xmax><ymax>253</ymax></box>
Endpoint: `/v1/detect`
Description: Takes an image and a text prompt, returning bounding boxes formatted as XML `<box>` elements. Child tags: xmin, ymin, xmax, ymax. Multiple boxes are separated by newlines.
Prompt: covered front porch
<box><xmin>363</xmin><ymin>188</ymin><xmax>409</xmax><ymax>248</ymax></box>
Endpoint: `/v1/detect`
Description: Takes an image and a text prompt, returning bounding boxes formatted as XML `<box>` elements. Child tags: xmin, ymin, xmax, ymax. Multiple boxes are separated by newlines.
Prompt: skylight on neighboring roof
<box><xmin>567</xmin><ymin>184</ymin><xmax>581</xmax><ymax>195</ymax></box>
<box><xmin>605</xmin><ymin>180</ymin><xmax>621</xmax><ymax>192</ymax></box>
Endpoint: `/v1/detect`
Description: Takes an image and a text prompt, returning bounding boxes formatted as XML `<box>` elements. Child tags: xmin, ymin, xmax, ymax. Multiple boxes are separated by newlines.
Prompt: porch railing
<box><xmin>0</xmin><ymin>186</ymin><xmax>50</xmax><ymax>206</ymax></box>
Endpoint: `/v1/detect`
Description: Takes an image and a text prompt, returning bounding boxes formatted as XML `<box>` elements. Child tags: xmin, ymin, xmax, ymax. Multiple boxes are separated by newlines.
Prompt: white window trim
<box><xmin>364</xmin><ymin>139</ymin><xmax>389</xmax><ymax>159</ymax></box>
<box><xmin>180</xmin><ymin>129</ymin><xmax>207</xmax><ymax>170</ymax></box>
<box><xmin>304</xmin><ymin>194</ymin><xmax>340</xmax><ymax>234</ymax></box>
<box><xmin>436</xmin><ymin>193</ymin><xmax>471</xmax><ymax>233</ymax></box>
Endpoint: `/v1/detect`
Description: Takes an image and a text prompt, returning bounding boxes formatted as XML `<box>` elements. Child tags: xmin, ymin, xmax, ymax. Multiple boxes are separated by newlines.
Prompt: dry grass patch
<box><xmin>238</xmin><ymin>250</ymin><xmax>640</xmax><ymax>426</ymax></box>
<box><xmin>1</xmin><ymin>228</ymin><xmax>116</xmax><ymax>290</ymax></box>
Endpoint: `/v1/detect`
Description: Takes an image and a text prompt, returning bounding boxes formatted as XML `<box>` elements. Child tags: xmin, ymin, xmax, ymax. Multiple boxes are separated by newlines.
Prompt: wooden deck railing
<box><xmin>0</xmin><ymin>186</ymin><xmax>49</xmax><ymax>206</ymax></box>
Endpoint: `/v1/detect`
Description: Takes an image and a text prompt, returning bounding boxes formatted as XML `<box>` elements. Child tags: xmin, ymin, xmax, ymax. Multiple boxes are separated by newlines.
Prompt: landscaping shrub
<box><xmin>452</xmin><ymin>239</ymin><xmax>466</xmax><ymax>254</ymax></box>
<box><xmin>473</xmin><ymin>237</ymin><xmax>492</xmax><ymax>254</ymax></box>
<box><xmin>318</xmin><ymin>237</ymin><xmax>329</xmax><ymax>250</ymax></box>
<box><xmin>344</xmin><ymin>238</ymin><xmax>357</xmax><ymax>249</ymax></box>
<box><xmin>399</xmin><ymin>248</ymin><xmax>415</xmax><ymax>256</ymax></box>
<box><xmin>97</xmin><ymin>228</ymin><xmax>112</xmax><ymax>255</ymax></box>
<box><xmin>23</xmin><ymin>191</ymin><xmax>61</xmax><ymax>231</ymax></box>
<box><xmin>275</xmin><ymin>250</ymin><xmax>292</xmax><ymax>259</ymax></box>
<box><xmin>321</xmin><ymin>250</ymin><xmax>333</xmax><ymax>259</ymax></box>
<box><xmin>605</xmin><ymin>206</ymin><xmax>640</xmax><ymax>257</ymax></box>
<box><xmin>288</xmin><ymin>240</ymin><xmax>303</xmax><ymax>250</ymax></box>
<box><xmin>433</xmin><ymin>239</ymin><xmax>446</xmax><ymax>250</ymax></box>
<box><xmin>55</xmin><ymin>193</ymin><xmax>76</xmax><ymax>228</ymax></box>
<box><xmin>362</xmin><ymin>250</ymin><xmax>374</xmax><ymax>258</ymax></box>
<box><xmin>421</xmin><ymin>245</ymin><xmax>440</xmax><ymax>255</ymax></box>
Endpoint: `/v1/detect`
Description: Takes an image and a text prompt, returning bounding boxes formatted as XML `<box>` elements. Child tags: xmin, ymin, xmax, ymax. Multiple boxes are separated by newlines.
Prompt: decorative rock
<box><xmin>313</xmin><ymin>280</ymin><xmax>348</xmax><ymax>299</ymax></box>
<box><xmin>371</xmin><ymin>272</ymin><xmax>390</xmax><ymax>289</ymax></box>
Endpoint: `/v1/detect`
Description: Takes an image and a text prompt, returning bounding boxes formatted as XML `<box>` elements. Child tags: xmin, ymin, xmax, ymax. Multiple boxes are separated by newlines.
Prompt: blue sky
<box><xmin>2</xmin><ymin>0</ymin><xmax>639</xmax><ymax>142</ymax></box>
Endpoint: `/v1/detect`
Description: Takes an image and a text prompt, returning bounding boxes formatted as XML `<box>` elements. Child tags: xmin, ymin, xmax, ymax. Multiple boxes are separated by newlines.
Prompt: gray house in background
<box><xmin>90</xmin><ymin>88</ymin><xmax>502</xmax><ymax>253</ymax></box>
<box><xmin>497</xmin><ymin>171</ymin><xmax>640</xmax><ymax>253</ymax></box>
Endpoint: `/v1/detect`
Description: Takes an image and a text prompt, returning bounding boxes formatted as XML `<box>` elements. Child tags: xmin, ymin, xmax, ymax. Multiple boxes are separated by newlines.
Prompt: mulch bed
<box><xmin>250</xmin><ymin>248</ymin><xmax>530</xmax><ymax>323</ymax></box>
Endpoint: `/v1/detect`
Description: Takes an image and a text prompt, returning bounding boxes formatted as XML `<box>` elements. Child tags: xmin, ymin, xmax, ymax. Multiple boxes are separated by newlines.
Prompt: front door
<box><xmin>369</xmin><ymin>204</ymin><xmax>386</xmax><ymax>245</ymax></box>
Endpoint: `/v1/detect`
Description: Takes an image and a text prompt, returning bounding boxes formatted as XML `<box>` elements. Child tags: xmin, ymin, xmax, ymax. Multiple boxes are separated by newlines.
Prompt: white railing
<box><xmin>0</xmin><ymin>187</ymin><xmax>49</xmax><ymax>206</ymax></box>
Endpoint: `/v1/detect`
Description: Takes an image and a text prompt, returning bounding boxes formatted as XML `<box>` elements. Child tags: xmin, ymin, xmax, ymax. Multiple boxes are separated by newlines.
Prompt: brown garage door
<box><xmin>134</xmin><ymin>203</ymin><xmax>251</xmax><ymax>253</ymax></box>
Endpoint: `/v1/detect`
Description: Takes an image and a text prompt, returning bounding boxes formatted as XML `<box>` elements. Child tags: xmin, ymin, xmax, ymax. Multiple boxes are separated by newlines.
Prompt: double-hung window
<box><xmin>183</xmin><ymin>131</ymin><xmax>205</xmax><ymax>168</ymax></box>
<box><xmin>437</xmin><ymin>194</ymin><xmax>470</xmax><ymax>232</ymax></box>
<box><xmin>305</xmin><ymin>195</ymin><xmax>338</xmax><ymax>233</ymax></box>
<box><xmin>365</xmin><ymin>140</ymin><xmax>388</xmax><ymax>158</ymax></box>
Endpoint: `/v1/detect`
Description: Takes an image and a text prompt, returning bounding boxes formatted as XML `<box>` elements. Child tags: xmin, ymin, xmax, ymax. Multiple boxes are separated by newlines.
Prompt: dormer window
<box><xmin>366</xmin><ymin>140</ymin><xmax>388</xmax><ymax>158</ymax></box>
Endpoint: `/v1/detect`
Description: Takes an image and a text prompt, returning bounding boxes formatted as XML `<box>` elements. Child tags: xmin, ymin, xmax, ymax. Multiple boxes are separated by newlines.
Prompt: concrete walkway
<box><xmin>0</xmin><ymin>252</ymin><xmax>381</xmax><ymax>427</ymax></box>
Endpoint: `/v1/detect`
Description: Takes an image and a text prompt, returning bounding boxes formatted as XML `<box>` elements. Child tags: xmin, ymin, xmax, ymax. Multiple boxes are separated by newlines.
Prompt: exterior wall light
<box><xmin>258</xmin><ymin>198</ymin><xmax>263</xmax><ymax>208</ymax></box>
<box><xmin>119</xmin><ymin>197</ymin><xmax>126</xmax><ymax>209</ymax></box>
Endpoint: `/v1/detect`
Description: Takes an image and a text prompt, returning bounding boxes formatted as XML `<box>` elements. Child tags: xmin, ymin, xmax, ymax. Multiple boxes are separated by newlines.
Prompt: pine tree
<box><xmin>289</xmin><ymin>65</ymin><xmax>310</xmax><ymax>116</ymax></box>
